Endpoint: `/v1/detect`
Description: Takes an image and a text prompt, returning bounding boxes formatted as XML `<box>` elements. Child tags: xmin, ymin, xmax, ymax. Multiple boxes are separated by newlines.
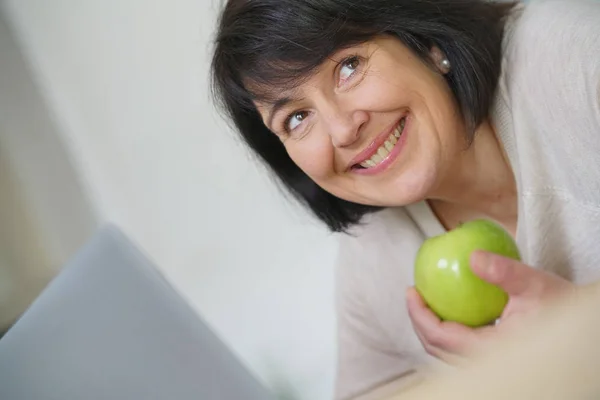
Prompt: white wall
<box><xmin>1</xmin><ymin>1</ymin><xmax>338</xmax><ymax>398</ymax></box>
<box><xmin>0</xmin><ymin>9</ymin><xmax>98</xmax><ymax>331</ymax></box>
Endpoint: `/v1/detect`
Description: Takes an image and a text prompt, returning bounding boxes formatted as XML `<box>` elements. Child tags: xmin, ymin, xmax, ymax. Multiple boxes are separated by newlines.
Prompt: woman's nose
<box><xmin>327</xmin><ymin>108</ymin><xmax>369</xmax><ymax>148</ymax></box>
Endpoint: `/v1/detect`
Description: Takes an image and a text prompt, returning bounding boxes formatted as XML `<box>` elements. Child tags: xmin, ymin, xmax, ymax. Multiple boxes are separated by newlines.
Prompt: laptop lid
<box><xmin>0</xmin><ymin>225</ymin><xmax>274</xmax><ymax>400</ymax></box>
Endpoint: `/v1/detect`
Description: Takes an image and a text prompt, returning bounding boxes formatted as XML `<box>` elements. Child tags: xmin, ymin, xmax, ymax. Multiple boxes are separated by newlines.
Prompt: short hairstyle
<box><xmin>211</xmin><ymin>0</ymin><xmax>517</xmax><ymax>232</ymax></box>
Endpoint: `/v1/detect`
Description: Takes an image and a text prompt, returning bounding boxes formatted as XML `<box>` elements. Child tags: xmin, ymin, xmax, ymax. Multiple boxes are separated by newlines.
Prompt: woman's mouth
<box><xmin>351</xmin><ymin>116</ymin><xmax>408</xmax><ymax>174</ymax></box>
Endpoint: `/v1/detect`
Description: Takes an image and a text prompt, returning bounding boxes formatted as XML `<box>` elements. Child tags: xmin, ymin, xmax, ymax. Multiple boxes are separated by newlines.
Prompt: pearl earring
<box><xmin>440</xmin><ymin>58</ymin><xmax>451</xmax><ymax>71</ymax></box>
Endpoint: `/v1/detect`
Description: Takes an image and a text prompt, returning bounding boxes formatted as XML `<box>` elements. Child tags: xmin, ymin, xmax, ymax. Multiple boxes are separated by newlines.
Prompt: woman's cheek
<box><xmin>286</xmin><ymin>135</ymin><xmax>335</xmax><ymax>180</ymax></box>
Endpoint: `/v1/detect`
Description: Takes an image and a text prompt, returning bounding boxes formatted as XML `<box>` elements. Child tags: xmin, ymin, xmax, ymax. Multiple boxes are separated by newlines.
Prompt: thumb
<box><xmin>470</xmin><ymin>250</ymin><xmax>535</xmax><ymax>296</ymax></box>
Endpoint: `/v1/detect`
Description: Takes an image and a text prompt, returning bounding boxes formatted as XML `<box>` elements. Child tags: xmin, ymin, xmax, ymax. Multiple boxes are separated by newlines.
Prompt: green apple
<box><xmin>414</xmin><ymin>219</ymin><xmax>521</xmax><ymax>327</ymax></box>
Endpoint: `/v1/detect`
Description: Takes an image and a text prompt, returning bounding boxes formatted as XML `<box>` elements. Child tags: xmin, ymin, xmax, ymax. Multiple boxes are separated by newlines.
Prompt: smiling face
<box><xmin>255</xmin><ymin>36</ymin><xmax>468</xmax><ymax>207</ymax></box>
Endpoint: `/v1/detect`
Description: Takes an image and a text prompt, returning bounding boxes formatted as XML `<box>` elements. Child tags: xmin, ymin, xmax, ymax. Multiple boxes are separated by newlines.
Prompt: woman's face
<box><xmin>256</xmin><ymin>36</ymin><xmax>467</xmax><ymax>207</ymax></box>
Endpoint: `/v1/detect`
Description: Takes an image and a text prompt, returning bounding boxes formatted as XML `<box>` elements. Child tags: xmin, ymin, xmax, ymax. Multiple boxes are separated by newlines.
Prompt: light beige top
<box><xmin>333</xmin><ymin>0</ymin><xmax>600</xmax><ymax>399</ymax></box>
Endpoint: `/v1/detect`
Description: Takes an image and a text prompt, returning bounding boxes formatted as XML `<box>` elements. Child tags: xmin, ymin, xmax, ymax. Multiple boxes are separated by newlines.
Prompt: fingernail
<box><xmin>471</xmin><ymin>251</ymin><xmax>507</xmax><ymax>282</ymax></box>
<box><xmin>406</xmin><ymin>287</ymin><xmax>419</xmax><ymax>304</ymax></box>
<box><xmin>470</xmin><ymin>250</ymin><xmax>491</xmax><ymax>271</ymax></box>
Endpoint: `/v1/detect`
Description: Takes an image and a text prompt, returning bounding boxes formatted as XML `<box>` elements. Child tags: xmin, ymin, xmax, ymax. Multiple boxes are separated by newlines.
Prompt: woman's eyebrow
<box><xmin>267</xmin><ymin>95</ymin><xmax>303</xmax><ymax>128</ymax></box>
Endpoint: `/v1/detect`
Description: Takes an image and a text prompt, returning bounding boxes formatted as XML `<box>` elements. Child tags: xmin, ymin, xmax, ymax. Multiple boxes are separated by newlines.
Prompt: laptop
<box><xmin>0</xmin><ymin>225</ymin><xmax>274</xmax><ymax>400</ymax></box>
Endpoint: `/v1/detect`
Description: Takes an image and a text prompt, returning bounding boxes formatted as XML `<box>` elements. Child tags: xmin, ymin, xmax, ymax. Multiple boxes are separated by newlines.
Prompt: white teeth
<box><xmin>394</xmin><ymin>118</ymin><xmax>406</xmax><ymax>138</ymax></box>
<box><xmin>357</xmin><ymin>118</ymin><xmax>406</xmax><ymax>169</ymax></box>
<box><xmin>377</xmin><ymin>147</ymin><xmax>389</xmax><ymax>158</ymax></box>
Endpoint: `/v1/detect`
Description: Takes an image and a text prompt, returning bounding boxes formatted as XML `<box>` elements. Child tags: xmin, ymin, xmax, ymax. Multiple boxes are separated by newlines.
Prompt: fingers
<box><xmin>470</xmin><ymin>251</ymin><xmax>575</xmax><ymax>299</ymax></box>
<box><xmin>469</xmin><ymin>251</ymin><xmax>536</xmax><ymax>296</ymax></box>
<box><xmin>406</xmin><ymin>288</ymin><xmax>483</xmax><ymax>362</ymax></box>
<box><xmin>407</xmin><ymin>287</ymin><xmax>445</xmax><ymax>348</ymax></box>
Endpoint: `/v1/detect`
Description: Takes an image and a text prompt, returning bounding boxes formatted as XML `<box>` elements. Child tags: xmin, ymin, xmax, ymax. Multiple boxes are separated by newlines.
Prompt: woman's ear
<box><xmin>430</xmin><ymin>46</ymin><xmax>451</xmax><ymax>75</ymax></box>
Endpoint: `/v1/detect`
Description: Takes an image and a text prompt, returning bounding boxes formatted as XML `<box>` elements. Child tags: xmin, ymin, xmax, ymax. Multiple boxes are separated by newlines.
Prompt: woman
<box><xmin>211</xmin><ymin>0</ymin><xmax>600</xmax><ymax>399</ymax></box>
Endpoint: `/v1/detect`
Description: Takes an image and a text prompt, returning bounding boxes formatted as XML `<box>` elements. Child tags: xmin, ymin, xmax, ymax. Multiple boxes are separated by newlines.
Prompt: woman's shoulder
<box><xmin>504</xmin><ymin>0</ymin><xmax>600</xmax><ymax>78</ymax></box>
<box><xmin>333</xmin><ymin>206</ymin><xmax>428</xmax><ymax>295</ymax></box>
<box><xmin>335</xmin><ymin>202</ymin><xmax>444</xmax><ymax>266</ymax></box>
<box><xmin>336</xmin><ymin>207</ymin><xmax>425</xmax><ymax>258</ymax></box>
<box><xmin>497</xmin><ymin>0</ymin><xmax>600</xmax><ymax>152</ymax></box>
<box><xmin>333</xmin><ymin>207</ymin><xmax>434</xmax><ymax>400</ymax></box>
<box><xmin>520</xmin><ymin>0</ymin><xmax>597</xmax><ymax>18</ymax></box>
<box><xmin>333</xmin><ymin>207</ymin><xmax>430</xmax><ymax>344</ymax></box>
<box><xmin>511</xmin><ymin>0</ymin><xmax>599</xmax><ymax>34</ymax></box>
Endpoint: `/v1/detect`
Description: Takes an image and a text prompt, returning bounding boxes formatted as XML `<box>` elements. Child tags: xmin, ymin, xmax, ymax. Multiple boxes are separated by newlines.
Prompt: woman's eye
<box><xmin>339</xmin><ymin>56</ymin><xmax>360</xmax><ymax>85</ymax></box>
<box><xmin>285</xmin><ymin>110</ymin><xmax>309</xmax><ymax>132</ymax></box>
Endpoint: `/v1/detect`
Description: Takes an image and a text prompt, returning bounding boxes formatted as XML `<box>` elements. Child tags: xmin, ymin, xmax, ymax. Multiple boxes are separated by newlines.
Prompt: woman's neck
<box><xmin>428</xmin><ymin>120</ymin><xmax>518</xmax><ymax>235</ymax></box>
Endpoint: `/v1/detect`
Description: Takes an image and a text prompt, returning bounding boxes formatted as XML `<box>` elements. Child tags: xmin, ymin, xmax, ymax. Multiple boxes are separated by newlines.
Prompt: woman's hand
<box><xmin>406</xmin><ymin>250</ymin><xmax>575</xmax><ymax>364</ymax></box>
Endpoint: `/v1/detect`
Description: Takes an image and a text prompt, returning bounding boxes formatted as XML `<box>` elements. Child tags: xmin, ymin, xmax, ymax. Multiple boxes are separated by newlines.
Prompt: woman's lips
<box><xmin>348</xmin><ymin>117</ymin><xmax>405</xmax><ymax>169</ymax></box>
<box><xmin>351</xmin><ymin>115</ymin><xmax>410</xmax><ymax>175</ymax></box>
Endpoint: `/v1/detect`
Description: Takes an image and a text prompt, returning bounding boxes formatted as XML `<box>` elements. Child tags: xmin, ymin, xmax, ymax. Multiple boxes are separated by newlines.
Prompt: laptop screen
<box><xmin>0</xmin><ymin>226</ymin><xmax>274</xmax><ymax>400</ymax></box>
